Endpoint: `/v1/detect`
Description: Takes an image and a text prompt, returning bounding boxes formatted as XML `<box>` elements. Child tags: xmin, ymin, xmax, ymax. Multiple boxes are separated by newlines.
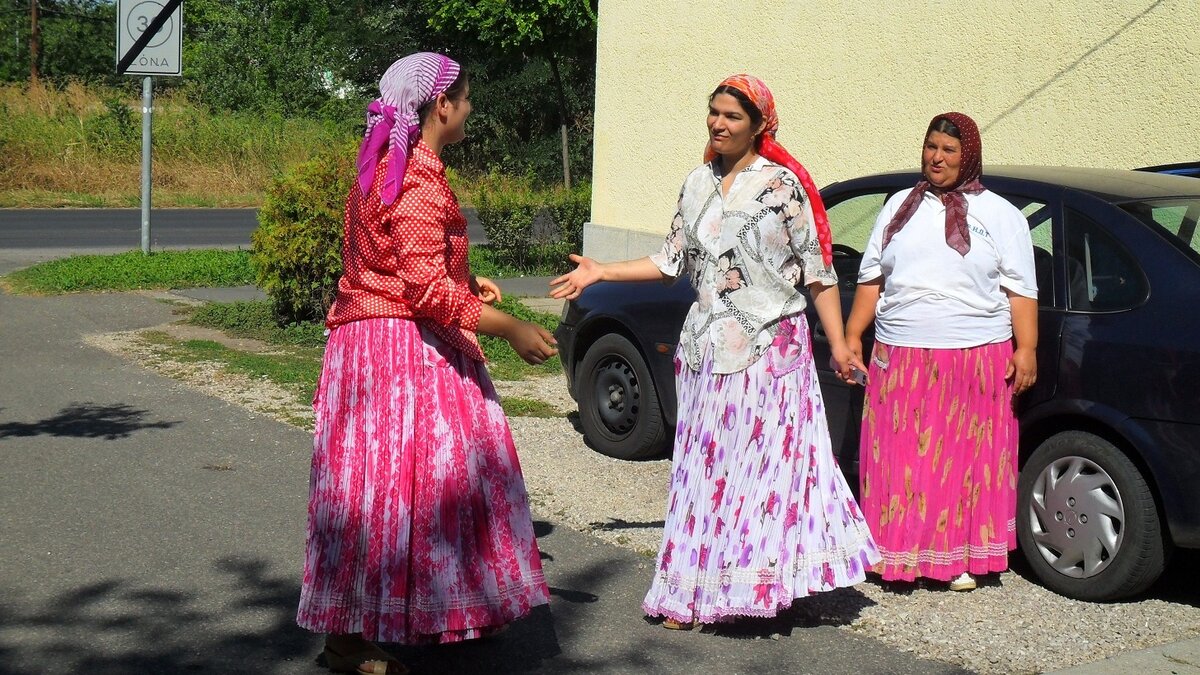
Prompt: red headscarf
<box><xmin>880</xmin><ymin>112</ymin><xmax>984</xmax><ymax>256</ymax></box>
<box><xmin>705</xmin><ymin>74</ymin><xmax>833</xmax><ymax>267</ymax></box>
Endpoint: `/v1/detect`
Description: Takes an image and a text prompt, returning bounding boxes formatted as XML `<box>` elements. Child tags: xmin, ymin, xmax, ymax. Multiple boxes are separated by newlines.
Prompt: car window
<box><xmin>825</xmin><ymin>192</ymin><xmax>887</xmax><ymax>253</ymax></box>
<box><xmin>1120</xmin><ymin>198</ymin><xmax>1200</xmax><ymax>261</ymax></box>
<box><xmin>994</xmin><ymin>193</ymin><xmax>1054</xmax><ymax>307</ymax></box>
<box><xmin>1064</xmin><ymin>208</ymin><xmax>1147</xmax><ymax>312</ymax></box>
<box><xmin>1021</xmin><ymin>200</ymin><xmax>1053</xmax><ymax>308</ymax></box>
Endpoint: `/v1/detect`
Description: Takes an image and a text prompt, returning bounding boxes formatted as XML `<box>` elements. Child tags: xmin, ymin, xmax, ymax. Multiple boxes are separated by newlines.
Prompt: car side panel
<box><xmin>1127</xmin><ymin>419</ymin><xmax>1200</xmax><ymax>547</ymax></box>
<box><xmin>567</xmin><ymin>279</ymin><xmax>696</xmax><ymax>429</ymax></box>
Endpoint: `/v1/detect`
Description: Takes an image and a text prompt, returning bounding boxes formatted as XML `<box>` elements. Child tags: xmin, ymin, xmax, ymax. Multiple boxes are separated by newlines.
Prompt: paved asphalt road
<box><xmin>0</xmin><ymin>288</ymin><xmax>966</xmax><ymax>674</ymax></box>
<box><xmin>0</xmin><ymin>207</ymin><xmax>487</xmax><ymax>251</ymax></box>
<box><xmin>0</xmin><ymin>217</ymin><xmax>964</xmax><ymax>673</ymax></box>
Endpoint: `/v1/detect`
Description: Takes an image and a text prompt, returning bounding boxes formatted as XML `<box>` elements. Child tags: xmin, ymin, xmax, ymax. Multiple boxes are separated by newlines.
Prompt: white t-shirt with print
<box><xmin>858</xmin><ymin>187</ymin><xmax>1037</xmax><ymax>349</ymax></box>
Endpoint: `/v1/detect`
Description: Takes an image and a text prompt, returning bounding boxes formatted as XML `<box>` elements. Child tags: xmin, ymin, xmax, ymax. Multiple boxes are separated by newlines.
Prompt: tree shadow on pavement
<box><xmin>0</xmin><ymin>555</ymin><xmax>312</xmax><ymax>674</ymax></box>
<box><xmin>0</xmin><ymin>403</ymin><xmax>178</xmax><ymax>441</ymax></box>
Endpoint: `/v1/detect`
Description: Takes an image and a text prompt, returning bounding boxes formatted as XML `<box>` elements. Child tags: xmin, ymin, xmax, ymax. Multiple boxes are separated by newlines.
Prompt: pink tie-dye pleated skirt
<box><xmin>296</xmin><ymin>318</ymin><xmax>549</xmax><ymax>644</ymax></box>
<box><xmin>859</xmin><ymin>341</ymin><xmax>1018</xmax><ymax>582</ymax></box>
<box><xmin>643</xmin><ymin>316</ymin><xmax>879</xmax><ymax>624</ymax></box>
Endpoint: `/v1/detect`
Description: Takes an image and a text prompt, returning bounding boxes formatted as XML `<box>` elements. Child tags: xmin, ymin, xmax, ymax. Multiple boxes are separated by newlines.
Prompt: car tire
<box><xmin>576</xmin><ymin>333</ymin><xmax>666</xmax><ymax>460</ymax></box>
<box><xmin>1017</xmin><ymin>431</ymin><xmax>1168</xmax><ymax>601</ymax></box>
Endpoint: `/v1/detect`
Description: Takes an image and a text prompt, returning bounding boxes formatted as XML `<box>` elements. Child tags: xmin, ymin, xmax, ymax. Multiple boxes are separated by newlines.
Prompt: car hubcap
<box><xmin>592</xmin><ymin>357</ymin><xmax>640</xmax><ymax>435</ymax></box>
<box><xmin>1028</xmin><ymin>456</ymin><xmax>1125</xmax><ymax>578</ymax></box>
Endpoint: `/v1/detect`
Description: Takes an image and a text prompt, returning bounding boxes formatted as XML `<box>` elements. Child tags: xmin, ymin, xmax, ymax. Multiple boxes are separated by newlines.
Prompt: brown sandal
<box><xmin>322</xmin><ymin>641</ymin><xmax>408</xmax><ymax>675</ymax></box>
<box><xmin>662</xmin><ymin>618</ymin><xmax>694</xmax><ymax>631</ymax></box>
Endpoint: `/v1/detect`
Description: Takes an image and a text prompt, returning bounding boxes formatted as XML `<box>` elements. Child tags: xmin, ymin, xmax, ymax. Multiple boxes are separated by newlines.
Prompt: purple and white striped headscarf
<box><xmin>356</xmin><ymin>52</ymin><xmax>461</xmax><ymax>205</ymax></box>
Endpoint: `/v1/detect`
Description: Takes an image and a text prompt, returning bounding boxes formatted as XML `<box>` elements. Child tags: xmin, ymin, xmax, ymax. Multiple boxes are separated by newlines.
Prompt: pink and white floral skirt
<box><xmin>643</xmin><ymin>316</ymin><xmax>879</xmax><ymax>624</ymax></box>
<box><xmin>296</xmin><ymin>318</ymin><xmax>548</xmax><ymax>644</ymax></box>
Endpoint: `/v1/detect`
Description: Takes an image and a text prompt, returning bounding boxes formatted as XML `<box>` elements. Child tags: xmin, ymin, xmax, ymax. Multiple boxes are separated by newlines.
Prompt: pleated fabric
<box><xmin>643</xmin><ymin>316</ymin><xmax>880</xmax><ymax>624</ymax></box>
<box><xmin>296</xmin><ymin>317</ymin><xmax>549</xmax><ymax>644</ymax></box>
<box><xmin>859</xmin><ymin>341</ymin><xmax>1018</xmax><ymax>582</ymax></box>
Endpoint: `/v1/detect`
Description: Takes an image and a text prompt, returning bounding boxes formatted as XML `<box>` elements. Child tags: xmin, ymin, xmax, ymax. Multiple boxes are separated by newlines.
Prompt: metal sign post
<box><xmin>116</xmin><ymin>0</ymin><xmax>183</xmax><ymax>254</ymax></box>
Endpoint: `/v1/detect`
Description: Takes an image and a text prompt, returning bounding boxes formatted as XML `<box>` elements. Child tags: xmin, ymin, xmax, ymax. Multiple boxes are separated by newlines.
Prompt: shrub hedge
<box><xmin>250</xmin><ymin>141</ymin><xmax>354</xmax><ymax>323</ymax></box>
<box><xmin>475</xmin><ymin>178</ymin><xmax>590</xmax><ymax>273</ymax></box>
<box><xmin>251</xmin><ymin>143</ymin><xmax>591</xmax><ymax>324</ymax></box>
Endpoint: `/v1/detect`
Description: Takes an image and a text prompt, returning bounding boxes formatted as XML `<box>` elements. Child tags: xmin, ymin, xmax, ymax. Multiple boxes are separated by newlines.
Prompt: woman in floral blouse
<box><xmin>296</xmin><ymin>53</ymin><xmax>557</xmax><ymax>674</ymax></box>
<box><xmin>551</xmin><ymin>74</ymin><xmax>879</xmax><ymax>629</ymax></box>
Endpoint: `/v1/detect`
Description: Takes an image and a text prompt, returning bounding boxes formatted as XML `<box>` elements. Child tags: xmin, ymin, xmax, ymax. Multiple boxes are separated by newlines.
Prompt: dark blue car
<box><xmin>555</xmin><ymin>166</ymin><xmax>1200</xmax><ymax>601</ymax></box>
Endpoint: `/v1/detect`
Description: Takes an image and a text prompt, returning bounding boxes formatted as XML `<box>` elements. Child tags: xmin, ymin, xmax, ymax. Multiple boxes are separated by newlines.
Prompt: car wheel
<box><xmin>576</xmin><ymin>333</ymin><xmax>666</xmax><ymax>460</ymax></box>
<box><xmin>1017</xmin><ymin>431</ymin><xmax>1168</xmax><ymax>601</ymax></box>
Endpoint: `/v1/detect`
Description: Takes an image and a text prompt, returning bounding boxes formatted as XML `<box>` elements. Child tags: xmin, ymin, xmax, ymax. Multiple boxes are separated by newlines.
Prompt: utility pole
<box><xmin>29</xmin><ymin>0</ymin><xmax>39</xmax><ymax>83</ymax></box>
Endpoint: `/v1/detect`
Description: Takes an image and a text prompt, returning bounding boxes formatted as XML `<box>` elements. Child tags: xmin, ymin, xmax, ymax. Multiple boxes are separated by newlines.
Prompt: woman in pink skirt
<box><xmin>551</xmin><ymin>74</ymin><xmax>880</xmax><ymax>629</ymax></box>
<box><xmin>845</xmin><ymin>113</ymin><xmax>1039</xmax><ymax>592</ymax></box>
<box><xmin>296</xmin><ymin>53</ymin><xmax>557</xmax><ymax>674</ymax></box>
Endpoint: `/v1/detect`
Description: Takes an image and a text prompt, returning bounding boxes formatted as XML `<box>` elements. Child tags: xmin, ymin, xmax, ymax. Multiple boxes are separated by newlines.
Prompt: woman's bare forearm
<box><xmin>596</xmin><ymin>256</ymin><xmax>668</xmax><ymax>282</ymax></box>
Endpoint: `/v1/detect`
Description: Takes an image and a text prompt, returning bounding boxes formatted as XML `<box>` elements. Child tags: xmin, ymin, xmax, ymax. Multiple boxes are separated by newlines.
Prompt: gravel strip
<box><xmin>90</xmin><ymin>328</ymin><xmax>1200</xmax><ymax>674</ymax></box>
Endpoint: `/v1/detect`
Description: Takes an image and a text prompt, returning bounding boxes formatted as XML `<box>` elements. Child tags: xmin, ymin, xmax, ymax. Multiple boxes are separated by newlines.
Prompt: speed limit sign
<box><xmin>116</xmin><ymin>0</ymin><xmax>182</xmax><ymax>76</ymax></box>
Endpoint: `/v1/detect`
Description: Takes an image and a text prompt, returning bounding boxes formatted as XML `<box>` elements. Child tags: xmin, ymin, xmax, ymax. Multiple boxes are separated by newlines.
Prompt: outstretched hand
<box><xmin>550</xmin><ymin>254</ymin><xmax>603</xmax><ymax>300</ymax></box>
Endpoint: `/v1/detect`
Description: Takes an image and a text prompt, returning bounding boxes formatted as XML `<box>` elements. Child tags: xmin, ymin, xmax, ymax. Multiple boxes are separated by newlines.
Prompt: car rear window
<box><xmin>1120</xmin><ymin>198</ymin><xmax>1200</xmax><ymax>261</ymax></box>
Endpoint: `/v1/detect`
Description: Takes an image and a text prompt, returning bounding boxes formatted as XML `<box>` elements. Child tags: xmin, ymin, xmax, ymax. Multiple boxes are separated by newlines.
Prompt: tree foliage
<box><xmin>427</xmin><ymin>0</ymin><xmax>597</xmax><ymax>186</ymax></box>
<box><xmin>0</xmin><ymin>0</ymin><xmax>118</xmax><ymax>84</ymax></box>
<box><xmin>1</xmin><ymin>0</ymin><xmax>599</xmax><ymax>184</ymax></box>
<box><xmin>427</xmin><ymin>0</ymin><xmax>596</xmax><ymax>55</ymax></box>
<box><xmin>182</xmin><ymin>0</ymin><xmax>340</xmax><ymax>116</ymax></box>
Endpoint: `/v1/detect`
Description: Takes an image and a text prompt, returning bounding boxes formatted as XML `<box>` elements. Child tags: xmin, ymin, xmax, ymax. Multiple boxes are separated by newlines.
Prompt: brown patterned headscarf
<box><xmin>881</xmin><ymin>112</ymin><xmax>984</xmax><ymax>256</ymax></box>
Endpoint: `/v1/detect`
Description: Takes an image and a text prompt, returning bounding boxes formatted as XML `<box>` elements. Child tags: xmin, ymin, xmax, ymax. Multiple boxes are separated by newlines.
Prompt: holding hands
<box><xmin>835</xmin><ymin>338</ymin><xmax>870</xmax><ymax>386</ymax></box>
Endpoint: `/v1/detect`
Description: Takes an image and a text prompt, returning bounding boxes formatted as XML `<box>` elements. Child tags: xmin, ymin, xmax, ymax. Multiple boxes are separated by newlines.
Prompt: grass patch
<box><xmin>188</xmin><ymin>301</ymin><xmax>327</xmax><ymax>348</ymax></box>
<box><xmin>4</xmin><ymin>249</ymin><xmax>255</xmax><ymax>294</ymax></box>
<box><xmin>0</xmin><ymin>82</ymin><xmax>353</xmax><ymax>207</ymax></box>
<box><xmin>187</xmin><ymin>296</ymin><xmax>561</xmax><ymax>382</ymax></box>
<box><xmin>500</xmin><ymin>397</ymin><xmax>564</xmax><ymax>418</ymax></box>
<box><xmin>142</xmin><ymin>330</ymin><xmax>321</xmax><ymax>406</ymax></box>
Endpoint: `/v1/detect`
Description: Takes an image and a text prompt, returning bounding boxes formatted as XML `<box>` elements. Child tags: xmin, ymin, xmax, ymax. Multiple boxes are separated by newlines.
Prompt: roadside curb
<box><xmin>1045</xmin><ymin>635</ymin><xmax>1200</xmax><ymax>674</ymax></box>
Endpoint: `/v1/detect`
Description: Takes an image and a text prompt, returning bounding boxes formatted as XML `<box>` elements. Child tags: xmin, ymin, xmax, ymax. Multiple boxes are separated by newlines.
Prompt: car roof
<box><xmin>829</xmin><ymin>165</ymin><xmax>1200</xmax><ymax>202</ymax></box>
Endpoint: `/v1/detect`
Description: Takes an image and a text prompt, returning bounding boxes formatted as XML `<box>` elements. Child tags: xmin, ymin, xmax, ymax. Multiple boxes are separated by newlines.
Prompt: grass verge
<box><xmin>182</xmin><ymin>298</ymin><xmax>562</xmax><ymax>418</ymax></box>
<box><xmin>140</xmin><ymin>330</ymin><xmax>321</xmax><ymax>411</ymax></box>
<box><xmin>3</xmin><ymin>249</ymin><xmax>255</xmax><ymax>294</ymax></box>
<box><xmin>187</xmin><ymin>297</ymin><xmax>561</xmax><ymax>383</ymax></box>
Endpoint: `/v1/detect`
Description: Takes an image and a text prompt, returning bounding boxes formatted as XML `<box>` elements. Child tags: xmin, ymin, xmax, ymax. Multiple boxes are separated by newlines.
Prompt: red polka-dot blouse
<box><xmin>326</xmin><ymin>139</ymin><xmax>484</xmax><ymax>361</ymax></box>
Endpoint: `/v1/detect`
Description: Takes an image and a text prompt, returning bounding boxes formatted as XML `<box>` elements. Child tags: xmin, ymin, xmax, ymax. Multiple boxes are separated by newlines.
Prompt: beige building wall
<box><xmin>585</xmin><ymin>0</ymin><xmax>1200</xmax><ymax>260</ymax></box>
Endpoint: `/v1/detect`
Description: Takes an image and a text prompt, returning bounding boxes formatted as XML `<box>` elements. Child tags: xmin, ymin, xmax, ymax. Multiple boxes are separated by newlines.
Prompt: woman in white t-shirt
<box><xmin>844</xmin><ymin>112</ymin><xmax>1038</xmax><ymax>592</ymax></box>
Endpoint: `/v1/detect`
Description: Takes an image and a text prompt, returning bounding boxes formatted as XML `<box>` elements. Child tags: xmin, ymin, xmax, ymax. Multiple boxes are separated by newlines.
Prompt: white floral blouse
<box><xmin>649</xmin><ymin>156</ymin><xmax>837</xmax><ymax>374</ymax></box>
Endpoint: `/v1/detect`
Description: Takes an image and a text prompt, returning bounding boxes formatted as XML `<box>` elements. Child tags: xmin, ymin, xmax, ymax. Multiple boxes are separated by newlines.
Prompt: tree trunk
<box><xmin>547</xmin><ymin>53</ymin><xmax>571</xmax><ymax>189</ymax></box>
<box><xmin>29</xmin><ymin>0</ymin><xmax>40</xmax><ymax>83</ymax></box>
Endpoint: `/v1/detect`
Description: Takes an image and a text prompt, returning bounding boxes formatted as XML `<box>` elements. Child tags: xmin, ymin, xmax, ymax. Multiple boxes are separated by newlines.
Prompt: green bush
<box><xmin>250</xmin><ymin>141</ymin><xmax>355</xmax><ymax>323</ymax></box>
<box><xmin>475</xmin><ymin>180</ymin><xmax>590</xmax><ymax>273</ymax></box>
